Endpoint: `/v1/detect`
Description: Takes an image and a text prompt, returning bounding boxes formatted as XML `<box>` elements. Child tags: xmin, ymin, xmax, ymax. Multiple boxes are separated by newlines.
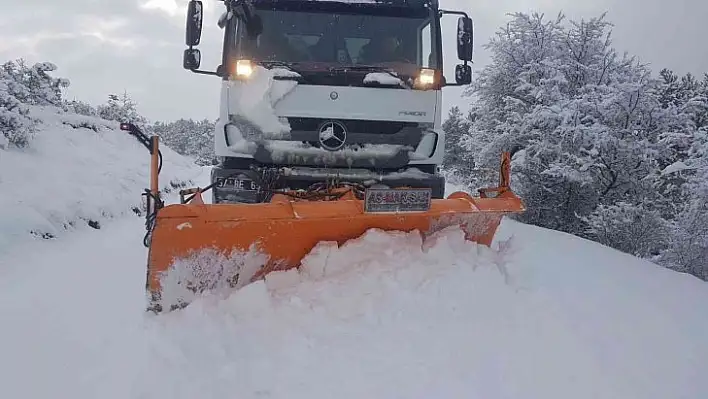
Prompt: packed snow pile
<box><xmin>136</xmin><ymin>219</ymin><xmax>708</xmax><ymax>399</ymax></box>
<box><xmin>0</xmin><ymin>105</ymin><xmax>203</xmax><ymax>252</ymax></box>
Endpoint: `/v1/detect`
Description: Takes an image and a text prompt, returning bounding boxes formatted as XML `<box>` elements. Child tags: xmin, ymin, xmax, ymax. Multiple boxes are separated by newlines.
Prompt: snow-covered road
<box><xmin>2</xmin><ymin>204</ymin><xmax>708</xmax><ymax>399</ymax></box>
<box><xmin>0</xmin><ymin>215</ymin><xmax>150</xmax><ymax>398</ymax></box>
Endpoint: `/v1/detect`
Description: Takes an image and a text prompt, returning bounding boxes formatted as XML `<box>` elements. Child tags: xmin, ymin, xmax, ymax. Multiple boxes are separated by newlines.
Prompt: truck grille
<box><xmin>287</xmin><ymin>117</ymin><xmax>418</xmax><ymax>135</ymax></box>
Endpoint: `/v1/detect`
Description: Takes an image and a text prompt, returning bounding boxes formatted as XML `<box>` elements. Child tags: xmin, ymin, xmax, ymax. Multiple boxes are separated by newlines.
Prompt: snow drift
<box><xmin>0</xmin><ymin>105</ymin><xmax>204</xmax><ymax>252</ymax></box>
<box><xmin>136</xmin><ymin>218</ymin><xmax>708</xmax><ymax>399</ymax></box>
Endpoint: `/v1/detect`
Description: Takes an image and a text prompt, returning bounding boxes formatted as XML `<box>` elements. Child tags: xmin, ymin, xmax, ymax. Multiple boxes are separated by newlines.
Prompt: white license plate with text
<box><xmin>364</xmin><ymin>188</ymin><xmax>432</xmax><ymax>213</ymax></box>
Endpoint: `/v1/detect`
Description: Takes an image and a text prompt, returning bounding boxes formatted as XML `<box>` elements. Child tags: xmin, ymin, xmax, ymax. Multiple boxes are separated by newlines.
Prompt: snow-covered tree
<box><xmin>1</xmin><ymin>59</ymin><xmax>69</xmax><ymax>106</ymax></box>
<box><xmin>0</xmin><ymin>71</ymin><xmax>35</xmax><ymax>149</ymax></box>
<box><xmin>63</xmin><ymin>99</ymin><xmax>98</xmax><ymax>117</ymax></box>
<box><xmin>152</xmin><ymin>118</ymin><xmax>216</xmax><ymax>165</ymax></box>
<box><xmin>0</xmin><ymin>60</ymin><xmax>49</xmax><ymax>149</ymax></box>
<box><xmin>460</xmin><ymin>12</ymin><xmax>707</xmax><ymax>270</ymax></box>
<box><xmin>442</xmin><ymin>106</ymin><xmax>474</xmax><ymax>180</ymax></box>
<box><xmin>97</xmin><ymin>91</ymin><xmax>148</xmax><ymax>126</ymax></box>
<box><xmin>656</xmin><ymin>86</ymin><xmax>708</xmax><ymax>278</ymax></box>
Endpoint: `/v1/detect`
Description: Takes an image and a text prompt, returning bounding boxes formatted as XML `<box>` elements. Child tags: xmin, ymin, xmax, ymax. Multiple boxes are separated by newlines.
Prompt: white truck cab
<box><xmin>182</xmin><ymin>0</ymin><xmax>473</xmax><ymax>203</ymax></box>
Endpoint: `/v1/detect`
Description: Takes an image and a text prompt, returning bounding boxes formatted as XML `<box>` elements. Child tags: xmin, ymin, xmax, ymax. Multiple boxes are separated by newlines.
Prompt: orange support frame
<box><xmin>150</xmin><ymin>136</ymin><xmax>160</xmax><ymax>199</ymax></box>
<box><xmin>478</xmin><ymin>151</ymin><xmax>512</xmax><ymax>198</ymax></box>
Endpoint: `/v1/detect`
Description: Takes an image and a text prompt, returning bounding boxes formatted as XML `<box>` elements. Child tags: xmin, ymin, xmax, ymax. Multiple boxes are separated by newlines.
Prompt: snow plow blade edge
<box><xmin>146</xmin><ymin>186</ymin><xmax>524</xmax><ymax>312</ymax></box>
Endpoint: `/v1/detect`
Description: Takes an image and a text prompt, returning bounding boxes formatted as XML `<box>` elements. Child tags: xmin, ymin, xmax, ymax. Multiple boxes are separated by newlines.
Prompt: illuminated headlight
<box><xmin>233</xmin><ymin>59</ymin><xmax>253</xmax><ymax>78</ymax></box>
<box><xmin>416</xmin><ymin>68</ymin><xmax>436</xmax><ymax>87</ymax></box>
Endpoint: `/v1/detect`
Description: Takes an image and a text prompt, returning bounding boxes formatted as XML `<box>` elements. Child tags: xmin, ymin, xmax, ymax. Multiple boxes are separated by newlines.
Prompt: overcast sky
<box><xmin>1</xmin><ymin>0</ymin><xmax>707</xmax><ymax>122</ymax></box>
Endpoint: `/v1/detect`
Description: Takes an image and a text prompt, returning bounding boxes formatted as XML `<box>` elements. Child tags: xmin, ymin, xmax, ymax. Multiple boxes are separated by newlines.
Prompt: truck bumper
<box><xmin>211</xmin><ymin>165</ymin><xmax>446</xmax><ymax>203</ymax></box>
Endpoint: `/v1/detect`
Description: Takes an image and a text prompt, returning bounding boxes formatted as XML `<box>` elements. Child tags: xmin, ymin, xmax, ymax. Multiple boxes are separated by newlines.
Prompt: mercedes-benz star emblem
<box><xmin>330</xmin><ymin>91</ymin><xmax>339</xmax><ymax>100</ymax></box>
<box><xmin>318</xmin><ymin>121</ymin><xmax>347</xmax><ymax>151</ymax></box>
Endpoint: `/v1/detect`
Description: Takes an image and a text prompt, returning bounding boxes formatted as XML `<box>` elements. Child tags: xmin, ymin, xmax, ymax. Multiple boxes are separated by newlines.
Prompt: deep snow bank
<box><xmin>0</xmin><ymin>105</ymin><xmax>203</xmax><ymax>252</ymax></box>
<box><xmin>137</xmin><ymin>218</ymin><xmax>708</xmax><ymax>399</ymax></box>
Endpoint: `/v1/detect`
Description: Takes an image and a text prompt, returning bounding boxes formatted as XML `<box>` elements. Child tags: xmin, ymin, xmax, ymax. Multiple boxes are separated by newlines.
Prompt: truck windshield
<box><xmin>234</xmin><ymin>8</ymin><xmax>439</xmax><ymax>76</ymax></box>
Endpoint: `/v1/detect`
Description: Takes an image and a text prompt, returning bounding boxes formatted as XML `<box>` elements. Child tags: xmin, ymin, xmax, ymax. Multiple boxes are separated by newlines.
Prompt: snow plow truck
<box><xmin>123</xmin><ymin>0</ymin><xmax>525</xmax><ymax>313</ymax></box>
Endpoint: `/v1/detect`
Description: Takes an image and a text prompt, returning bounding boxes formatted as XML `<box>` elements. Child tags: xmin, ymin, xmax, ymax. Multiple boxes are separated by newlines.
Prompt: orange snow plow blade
<box><xmin>118</xmin><ymin>123</ymin><xmax>524</xmax><ymax>312</ymax></box>
<box><xmin>144</xmin><ymin>153</ymin><xmax>525</xmax><ymax>312</ymax></box>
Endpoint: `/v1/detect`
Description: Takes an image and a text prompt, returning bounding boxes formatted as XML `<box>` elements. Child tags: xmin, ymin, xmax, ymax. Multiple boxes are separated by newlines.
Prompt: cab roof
<box><xmin>250</xmin><ymin>0</ymin><xmax>436</xmax><ymax>9</ymax></box>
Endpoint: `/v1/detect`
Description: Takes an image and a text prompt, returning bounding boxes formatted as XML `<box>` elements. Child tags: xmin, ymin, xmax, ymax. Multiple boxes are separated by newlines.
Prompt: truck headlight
<box><xmin>415</xmin><ymin>68</ymin><xmax>436</xmax><ymax>88</ymax></box>
<box><xmin>233</xmin><ymin>59</ymin><xmax>253</xmax><ymax>79</ymax></box>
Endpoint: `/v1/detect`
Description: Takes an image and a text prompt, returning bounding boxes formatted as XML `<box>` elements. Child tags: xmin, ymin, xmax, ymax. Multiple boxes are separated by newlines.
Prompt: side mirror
<box><xmin>455</xmin><ymin>64</ymin><xmax>472</xmax><ymax>85</ymax></box>
<box><xmin>186</xmin><ymin>0</ymin><xmax>203</xmax><ymax>46</ymax></box>
<box><xmin>457</xmin><ymin>16</ymin><xmax>473</xmax><ymax>61</ymax></box>
<box><xmin>183</xmin><ymin>49</ymin><xmax>201</xmax><ymax>70</ymax></box>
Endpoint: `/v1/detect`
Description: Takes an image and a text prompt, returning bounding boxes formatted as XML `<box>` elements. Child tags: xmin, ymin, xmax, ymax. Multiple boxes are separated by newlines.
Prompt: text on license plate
<box><xmin>364</xmin><ymin>188</ymin><xmax>432</xmax><ymax>213</ymax></box>
<box><xmin>218</xmin><ymin>177</ymin><xmax>259</xmax><ymax>191</ymax></box>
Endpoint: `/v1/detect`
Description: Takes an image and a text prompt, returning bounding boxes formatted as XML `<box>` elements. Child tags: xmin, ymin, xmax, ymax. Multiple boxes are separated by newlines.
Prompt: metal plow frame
<box><xmin>119</xmin><ymin>123</ymin><xmax>525</xmax><ymax>313</ymax></box>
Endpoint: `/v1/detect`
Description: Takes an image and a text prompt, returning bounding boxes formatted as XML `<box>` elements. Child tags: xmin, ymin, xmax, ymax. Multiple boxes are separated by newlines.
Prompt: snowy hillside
<box><xmin>0</xmin><ymin>104</ymin><xmax>204</xmax><ymax>253</ymax></box>
<box><xmin>1</xmin><ymin>160</ymin><xmax>707</xmax><ymax>398</ymax></box>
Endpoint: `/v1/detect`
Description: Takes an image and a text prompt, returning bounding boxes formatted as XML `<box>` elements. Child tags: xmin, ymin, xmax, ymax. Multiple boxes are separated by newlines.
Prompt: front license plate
<box><xmin>364</xmin><ymin>188</ymin><xmax>432</xmax><ymax>213</ymax></box>
<box><xmin>217</xmin><ymin>176</ymin><xmax>259</xmax><ymax>192</ymax></box>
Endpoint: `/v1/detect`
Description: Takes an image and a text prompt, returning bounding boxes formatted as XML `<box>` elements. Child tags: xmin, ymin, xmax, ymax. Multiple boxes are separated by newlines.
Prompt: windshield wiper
<box><xmin>329</xmin><ymin>65</ymin><xmax>399</xmax><ymax>77</ymax></box>
<box><xmin>329</xmin><ymin>65</ymin><xmax>412</xmax><ymax>87</ymax></box>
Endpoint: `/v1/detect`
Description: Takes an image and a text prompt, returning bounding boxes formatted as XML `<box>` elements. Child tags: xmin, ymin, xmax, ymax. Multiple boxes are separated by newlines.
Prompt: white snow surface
<box><xmin>1</xmin><ymin>164</ymin><xmax>708</xmax><ymax>398</ymax></box>
<box><xmin>0</xmin><ymin>105</ymin><xmax>204</xmax><ymax>253</ymax></box>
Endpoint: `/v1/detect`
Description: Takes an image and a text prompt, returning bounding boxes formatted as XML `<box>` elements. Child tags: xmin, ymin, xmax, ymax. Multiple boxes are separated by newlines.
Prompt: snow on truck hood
<box><xmin>226</xmin><ymin>66</ymin><xmax>300</xmax><ymax>138</ymax></box>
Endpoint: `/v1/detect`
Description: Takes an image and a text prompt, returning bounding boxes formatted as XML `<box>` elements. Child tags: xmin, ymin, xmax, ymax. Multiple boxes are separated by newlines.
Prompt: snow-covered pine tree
<box><xmin>1</xmin><ymin>59</ymin><xmax>70</xmax><ymax>106</ymax></box>
<box><xmin>0</xmin><ymin>60</ymin><xmax>37</xmax><ymax>148</ymax></box>
<box><xmin>654</xmin><ymin>71</ymin><xmax>708</xmax><ymax>277</ymax></box>
<box><xmin>442</xmin><ymin>106</ymin><xmax>473</xmax><ymax>182</ymax></box>
<box><xmin>192</xmin><ymin>118</ymin><xmax>217</xmax><ymax>165</ymax></box>
<box><xmin>63</xmin><ymin>99</ymin><xmax>99</xmax><ymax>117</ymax></box>
<box><xmin>0</xmin><ymin>71</ymin><xmax>34</xmax><ymax>149</ymax></box>
<box><xmin>23</xmin><ymin>62</ymin><xmax>70</xmax><ymax>106</ymax></box>
<box><xmin>97</xmin><ymin>91</ymin><xmax>148</xmax><ymax>126</ymax></box>
<box><xmin>152</xmin><ymin>118</ymin><xmax>216</xmax><ymax>165</ymax></box>
<box><xmin>661</xmin><ymin>131</ymin><xmax>708</xmax><ymax>279</ymax></box>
